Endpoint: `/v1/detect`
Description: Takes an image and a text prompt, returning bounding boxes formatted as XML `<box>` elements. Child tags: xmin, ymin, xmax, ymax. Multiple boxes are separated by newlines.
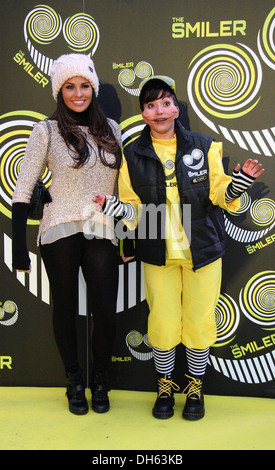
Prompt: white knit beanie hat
<box><xmin>50</xmin><ymin>53</ymin><xmax>99</xmax><ymax>101</ymax></box>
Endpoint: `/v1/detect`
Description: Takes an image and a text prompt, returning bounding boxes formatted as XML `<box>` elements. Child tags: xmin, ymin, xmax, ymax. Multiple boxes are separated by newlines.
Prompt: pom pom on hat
<box><xmin>50</xmin><ymin>53</ymin><xmax>99</xmax><ymax>100</ymax></box>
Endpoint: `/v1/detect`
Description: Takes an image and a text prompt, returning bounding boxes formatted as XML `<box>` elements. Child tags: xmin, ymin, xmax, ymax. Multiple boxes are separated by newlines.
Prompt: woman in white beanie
<box><xmin>12</xmin><ymin>53</ymin><xmax>134</xmax><ymax>415</ymax></box>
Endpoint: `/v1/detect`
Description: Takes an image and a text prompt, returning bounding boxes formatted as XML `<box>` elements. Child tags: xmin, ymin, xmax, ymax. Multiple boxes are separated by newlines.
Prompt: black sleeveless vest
<box><xmin>123</xmin><ymin>121</ymin><xmax>228</xmax><ymax>270</ymax></box>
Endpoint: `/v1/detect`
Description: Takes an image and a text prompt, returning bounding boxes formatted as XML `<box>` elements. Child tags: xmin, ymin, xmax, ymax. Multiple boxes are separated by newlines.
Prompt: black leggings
<box><xmin>40</xmin><ymin>233</ymin><xmax>119</xmax><ymax>374</ymax></box>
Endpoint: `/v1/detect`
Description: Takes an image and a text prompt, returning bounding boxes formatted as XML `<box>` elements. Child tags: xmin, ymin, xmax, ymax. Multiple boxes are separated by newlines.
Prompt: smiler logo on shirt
<box><xmin>182</xmin><ymin>149</ymin><xmax>208</xmax><ymax>181</ymax></box>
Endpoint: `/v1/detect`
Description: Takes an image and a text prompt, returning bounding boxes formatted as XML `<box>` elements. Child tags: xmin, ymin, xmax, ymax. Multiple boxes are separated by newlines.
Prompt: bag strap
<box><xmin>44</xmin><ymin>119</ymin><xmax>52</xmax><ymax>156</ymax></box>
<box><xmin>39</xmin><ymin>120</ymin><xmax>52</xmax><ymax>180</ymax></box>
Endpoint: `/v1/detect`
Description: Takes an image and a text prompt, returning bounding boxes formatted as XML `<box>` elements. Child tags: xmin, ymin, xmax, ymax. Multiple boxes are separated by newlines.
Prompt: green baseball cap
<box><xmin>139</xmin><ymin>75</ymin><xmax>176</xmax><ymax>91</ymax></box>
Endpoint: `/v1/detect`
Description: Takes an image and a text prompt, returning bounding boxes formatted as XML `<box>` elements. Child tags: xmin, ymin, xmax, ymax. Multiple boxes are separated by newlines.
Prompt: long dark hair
<box><xmin>51</xmin><ymin>92</ymin><xmax>122</xmax><ymax>169</ymax></box>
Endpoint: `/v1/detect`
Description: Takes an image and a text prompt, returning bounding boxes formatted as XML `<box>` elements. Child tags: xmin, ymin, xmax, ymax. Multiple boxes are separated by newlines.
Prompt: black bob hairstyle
<box><xmin>139</xmin><ymin>78</ymin><xmax>179</xmax><ymax>111</ymax></box>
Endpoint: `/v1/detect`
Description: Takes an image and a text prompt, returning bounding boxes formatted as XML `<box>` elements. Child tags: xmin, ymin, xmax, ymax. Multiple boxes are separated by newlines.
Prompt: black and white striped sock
<box><xmin>102</xmin><ymin>195</ymin><xmax>135</xmax><ymax>221</ymax></box>
<box><xmin>186</xmin><ymin>347</ymin><xmax>210</xmax><ymax>377</ymax></box>
<box><xmin>152</xmin><ymin>346</ymin><xmax>176</xmax><ymax>377</ymax></box>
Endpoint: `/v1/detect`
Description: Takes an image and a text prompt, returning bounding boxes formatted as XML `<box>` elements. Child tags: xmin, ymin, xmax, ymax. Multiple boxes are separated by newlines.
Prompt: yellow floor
<box><xmin>0</xmin><ymin>387</ymin><xmax>274</xmax><ymax>451</ymax></box>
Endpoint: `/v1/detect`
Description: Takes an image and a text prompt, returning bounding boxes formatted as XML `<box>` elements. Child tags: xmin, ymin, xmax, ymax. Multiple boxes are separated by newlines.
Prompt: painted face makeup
<box><xmin>141</xmin><ymin>92</ymin><xmax>179</xmax><ymax>140</ymax></box>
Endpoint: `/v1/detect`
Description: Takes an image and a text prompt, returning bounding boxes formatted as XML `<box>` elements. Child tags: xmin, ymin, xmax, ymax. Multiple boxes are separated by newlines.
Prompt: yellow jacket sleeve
<box><xmin>118</xmin><ymin>154</ymin><xmax>141</xmax><ymax>228</ymax></box>
<box><xmin>208</xmin><ymin>141</ymin><xmax>240</xmax><ymax>213</ymax></box>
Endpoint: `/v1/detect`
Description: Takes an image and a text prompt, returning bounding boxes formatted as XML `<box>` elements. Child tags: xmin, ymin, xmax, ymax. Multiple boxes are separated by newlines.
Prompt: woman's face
<box><xmin>141</xmin><ymin>91</ymin><xmax>179</xmax><ymax>140</ymax></box>
<box><xmin>61</xmin><ymin>76</ymin><xmax>93</xmax><ymax>112</ymax></box>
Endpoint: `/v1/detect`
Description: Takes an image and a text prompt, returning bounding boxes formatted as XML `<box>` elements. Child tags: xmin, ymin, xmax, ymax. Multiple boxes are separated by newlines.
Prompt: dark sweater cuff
<box><xmin>12</xmin><ymin>202</ymin><xmax>31</xmax><ymax>270</ymax></box>
<box><xmin>122</xmin><ymin>238</ymin><xmax>135</xmax><ymax>257</ymax></box>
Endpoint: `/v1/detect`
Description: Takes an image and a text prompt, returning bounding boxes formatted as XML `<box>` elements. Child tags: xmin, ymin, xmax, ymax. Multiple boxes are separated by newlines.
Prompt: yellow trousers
<box><xmin>144</xmin><ymin>258</ymin><xmax>222</xmax><ymax>350</ymax></box>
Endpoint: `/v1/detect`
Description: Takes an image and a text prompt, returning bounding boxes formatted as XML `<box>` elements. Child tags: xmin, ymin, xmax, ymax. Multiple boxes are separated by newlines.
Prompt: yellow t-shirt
<box><xmin>151</xmin><ymin>135</ymin><xmax>191</xmax><ymax>260</ymax></box>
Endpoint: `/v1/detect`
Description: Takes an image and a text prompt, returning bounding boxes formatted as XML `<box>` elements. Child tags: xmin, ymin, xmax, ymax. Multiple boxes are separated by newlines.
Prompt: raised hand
<box><xmin>225</xmin><ymin>159</ymin><xmax>265</xmax><ymax>202</ymax></box>
<box><xmin>235</xmin><ymin>159</ymin><xmax>265</xmax><ymax>178</ymax></box>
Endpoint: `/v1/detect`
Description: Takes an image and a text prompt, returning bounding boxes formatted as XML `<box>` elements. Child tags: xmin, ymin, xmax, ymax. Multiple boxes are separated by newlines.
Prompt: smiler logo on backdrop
<box><xmin>171</xmin><ymin>17</ymin><xmax>246</xmax><ymax>39</ymax></box>
<box><xmin>126</xmin><ymin>330</ymin><xmax>153</xmax><ymax>361</ymax></box>
<box><xmin>12</xmin><ymin>5</ymin><xmax>100</xmax><ymax>86</ymax></box>
<box><xmin>113</xmin><ymin>61</ymin><xmax>154</xmax><ymax>96</ymax></box>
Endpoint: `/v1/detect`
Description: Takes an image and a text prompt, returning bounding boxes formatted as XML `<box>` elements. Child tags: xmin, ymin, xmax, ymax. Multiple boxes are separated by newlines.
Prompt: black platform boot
<box><xmin>91</xmin><ymin>370</ymin><xmax>110</xmax><ymax>413</ymax></box>
<box><xmin>152</xmin><ymin>374</ymin><xmax>180</xmax><ymax>419</ymax></box>
<box><xmin>66</xmin><ymin>370</ymin><xmax>88</xmax><ymax>415</ymax></box>
<box><xmin>182</xmin><ymin>374</ymin><xmax>205</xmax><ymax>421</ymax></box>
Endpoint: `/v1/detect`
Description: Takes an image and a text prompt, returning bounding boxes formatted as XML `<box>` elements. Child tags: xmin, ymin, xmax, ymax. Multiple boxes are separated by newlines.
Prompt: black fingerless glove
<box><xmin>225</xmin><ymin>168</ymin><xmax>256</xmax><ymax>202</ymax></box>
<box><xmin>102</xmin><ymin>195</ymin><xmax>135</xmax><ymax>221</ymax></box>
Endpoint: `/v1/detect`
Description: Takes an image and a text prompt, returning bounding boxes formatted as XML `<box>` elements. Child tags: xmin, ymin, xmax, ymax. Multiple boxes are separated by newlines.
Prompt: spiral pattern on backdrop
<box><xmin>0</xmin><ymin>111</ymin><xmax>51</xmax><ymax>223</ymax></box>
<box><xmin>118</xmin><ymin>62</ymin><xmax>154</xmax><ymax>95</ymax></box>
<box><xmin>0</xmin><ymin>301</ymin><xmax>18</xmax><ymax>326</ymax></box>
<box><xmin>24</xmin><ymin>5</ymin><xmax>62</xmax><ymax>75</ymax></box>
<box><xmin>24</xmin><ymin>4</ymin><xmax>62</xmax><ymax>44</ymax></box>
<box><xmin>215</xmin><ymin>294</ymin><xmax>240</xmax><ymax>345</ymax></box>
<box><xmin>257</xmin><ymin>6</ymin><xmax>275</xmax><ymax>70</ymax></box>
<box><xmin>120</xmin><ymin>115</ymin><xmax>146</xmax><ymax>147</ymax></box>
<box><xmin>127</xmin><ymin>330</ymin><xmax>143</xmax><ymax>348</ymax></box>
<box><xmin>24</xmin><ymin>7</ymin><xmax>100</xmax><ymax>74</ymax></box>
<box><xmin>250</xmin><ymin>198</ymin><xmax>275</xmax><ymax>227</ymax></box>
<box><xmin>235</xmin><ymin>192</ymin><xmax>251</xmax><ymax>215</ymax></box>
<box><xmin>187</xmin><ymin>43</ymin><xmax>262</xmax><ymax>132</ymax></box>
<box><xmin>118</xmin><ymin>68</ymin><xmax>136</xmax><ymax>87</ymax></box>
<box><xmin>224</xmin><ymin>195</ymin><xmax>275</xmax><ymax>243</ymax></box>
<box><xmin>63</xmin><ymin>13</ymin><xmax>99</xmax><ymax>53</ymax></box>
<box><xmin>239</xmin><ymin>271</ymin><xmax>275</xmax><ymax>327</ymax></box>
<box><xmin>135</xmin><ymin>61</ymin><xmax>154</xmax><ymax>79</ymax></box>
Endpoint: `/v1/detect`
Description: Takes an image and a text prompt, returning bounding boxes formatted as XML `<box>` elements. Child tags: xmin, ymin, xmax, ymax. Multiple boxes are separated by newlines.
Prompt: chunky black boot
<box><xmin>91</xmin><ymin>370</ymin><xmax>110</xmax><ymax>413</ymax></box>
<box><xmin>66</xmin><ymin>370</ymin><xmax>88</xmax><ymax>415</ymax></box>
<box><xmin>182</xmin><ymin>374</ymin><xmax>205</xmax><ymax>421</ymax></box>
<box><xmin>152</xmin><ymin>374</ymin><xmax>180</xmax><ymax>419</ymax></box>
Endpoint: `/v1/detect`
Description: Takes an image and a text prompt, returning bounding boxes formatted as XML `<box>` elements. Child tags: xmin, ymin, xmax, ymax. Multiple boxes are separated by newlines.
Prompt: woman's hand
<box><xmin>235</xmin><ymin>159</ymin><xmax>265</xmax><ymax>178</ymax></box>
<box><xmin>93</xmin><ymin>194</ymin><xmax>112</xmax><ymax>211</ymax></box>
<box><xmin>17</xmin><ymin>264</ymin><xmax>32</xmax><ymax>274</ymax></box>
<box><xmin>225</xmin><ymin>158</ymin><xmax>265</xmax><ymax>203</ymax></box>
<box><xmin>93</xmin><ymin>195</ymin><xmax>135</xmax><ymax>221</ymax></box>
<box><xmin>121</xmin><ymin>253</ymin><xmax>135</xmax><ymax>263</ymax></box>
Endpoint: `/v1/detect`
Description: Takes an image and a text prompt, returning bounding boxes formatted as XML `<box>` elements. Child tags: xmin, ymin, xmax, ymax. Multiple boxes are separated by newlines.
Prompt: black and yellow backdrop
<box><xmin>1</xmin><ymin>0</ymin><xmax>275</xmax><ymax>398</ymax></box>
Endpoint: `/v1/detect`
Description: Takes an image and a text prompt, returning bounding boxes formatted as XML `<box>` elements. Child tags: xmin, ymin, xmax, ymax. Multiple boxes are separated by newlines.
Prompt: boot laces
<box><xmin>158</xmin><ymin>375</ymin><xmax>180</xmax><ymax>398</ymax></box>
<box><xmin>183</xmin><ymin>375</ymin><xmax>203</xmax><ymax>400</ymax></box>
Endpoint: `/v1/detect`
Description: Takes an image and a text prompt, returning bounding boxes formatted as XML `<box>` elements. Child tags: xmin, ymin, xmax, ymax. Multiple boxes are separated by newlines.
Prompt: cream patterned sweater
<box><xmin>12</xmin><ymin>119</ymin><xmax>122</xmax><ymax>244</ymax></box>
